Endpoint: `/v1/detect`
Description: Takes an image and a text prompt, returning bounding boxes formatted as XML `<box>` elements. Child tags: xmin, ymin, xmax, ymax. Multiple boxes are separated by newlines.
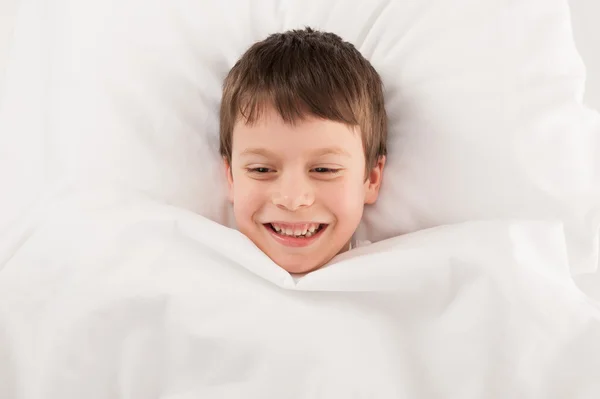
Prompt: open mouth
<box><xmin>265</xmin><ymin>222</ymin><xmax>327</xmax><ymax>238</ymax></box>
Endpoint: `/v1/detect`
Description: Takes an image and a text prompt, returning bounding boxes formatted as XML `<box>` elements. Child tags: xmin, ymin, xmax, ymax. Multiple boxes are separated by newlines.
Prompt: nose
<box><xmin>271</xmin><ymin>173</ymin><xmax>315</xmax><ymax>211</ymax></box>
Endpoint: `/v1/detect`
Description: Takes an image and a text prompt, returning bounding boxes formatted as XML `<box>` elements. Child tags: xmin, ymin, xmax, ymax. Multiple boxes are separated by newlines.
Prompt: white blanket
<box><xmin>1</xmin><ymin>187</ymin><xmax>599</xmax><ymax>398</ymax></box>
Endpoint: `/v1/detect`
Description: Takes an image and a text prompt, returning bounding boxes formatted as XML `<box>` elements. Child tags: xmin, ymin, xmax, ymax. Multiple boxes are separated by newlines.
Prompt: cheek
<box><xmin>318</xmin><ymin>178</ymin><xmax>366</xmax><ymax>221</ymax></box>
<box><xmin>232</xmin><ymin>179</ymin><xmax>268</xmax><ymax>217</ymax></box>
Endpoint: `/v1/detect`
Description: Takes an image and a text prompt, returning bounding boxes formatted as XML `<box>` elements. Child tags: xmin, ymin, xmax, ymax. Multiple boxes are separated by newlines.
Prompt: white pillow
<box><xmin>0</xmin><ymin>0</ymin><xmax>20</xmax><ymax>102</ymax></box>
<box><xmin>1</xmin><ymin>0</ymin><xmax>599</xmax><ymax>273</ymax></box>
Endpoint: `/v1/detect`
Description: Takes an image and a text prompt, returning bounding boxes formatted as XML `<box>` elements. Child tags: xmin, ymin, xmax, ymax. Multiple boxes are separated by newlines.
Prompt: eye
<box><xmin>246</xmin><ymin>167</ymin><xmax>275</xmax><ymax>174</ymax></box>
<box><xmin>312</xmin><ymin>167</ymin><xmax>341</xmax><ymax>174</ymax></box>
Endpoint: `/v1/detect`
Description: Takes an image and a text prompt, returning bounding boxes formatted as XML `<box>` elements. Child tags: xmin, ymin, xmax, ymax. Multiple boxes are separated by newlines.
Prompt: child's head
<box><xmin>220</xmin><ymin>27</ymin><xmax>387</xmax><ymax>274</ymax></box>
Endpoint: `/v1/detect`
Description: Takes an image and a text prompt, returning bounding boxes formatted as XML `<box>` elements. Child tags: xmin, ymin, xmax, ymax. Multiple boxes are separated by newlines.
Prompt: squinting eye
<box><xmin>248</xmin><ymin>167</ymin><xmax>272</xmax><ymax>174</ymax></box>
<box><xmin>312</xmin><ymin>167</ymin><xmax>341</xmax><ymax>174</ymax></box>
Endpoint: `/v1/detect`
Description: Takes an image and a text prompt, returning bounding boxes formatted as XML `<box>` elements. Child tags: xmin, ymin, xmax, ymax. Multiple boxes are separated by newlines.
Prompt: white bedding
<box><xmin>2</xmin><ymin>0</ymin><xmax>600</xmax><ymax>396</ymax></box>
<box><xmin>1</xmin><ymin>187</ymin><xmax>599</xmax><ymax>398</ymax></box>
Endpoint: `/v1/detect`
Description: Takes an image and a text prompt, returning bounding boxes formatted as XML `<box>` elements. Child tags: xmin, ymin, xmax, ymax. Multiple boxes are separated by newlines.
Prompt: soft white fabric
<box><xmin>1</xmin><ymin>0</ymin><xmax>599</xmax><ymax>276</ymax></box>
<box><xmin>570</xmin><ymin>0</ymin><xmax>600</xmax><ymax>110</ymax></box>
<box><xmin>0</xmin><ymin>0</ymin><xmax>20</xmax><ymax>101</ymax></box>
<box><xmin>2</xmin><ymin>1</ymin><xmax>600</xmax><ymax>396</ymax></box>
<box><xmin>1</xmin><ymin>187</ymin><xmax>599</xmax><ymax>398</ymax></box>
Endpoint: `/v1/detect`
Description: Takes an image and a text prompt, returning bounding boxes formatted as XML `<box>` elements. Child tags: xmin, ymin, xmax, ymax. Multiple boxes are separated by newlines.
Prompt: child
<box><xmin>219</xmin><ymin>27</ymin><xmax>387</xmax><ymax>274</ymax></box>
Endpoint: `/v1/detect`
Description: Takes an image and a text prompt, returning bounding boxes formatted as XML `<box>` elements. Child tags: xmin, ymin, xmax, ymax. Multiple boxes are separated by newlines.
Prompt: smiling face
<box><xmin>225</xmin><ymin>106</ymin><xmax>385</xmax><ymax>274</ymax></box>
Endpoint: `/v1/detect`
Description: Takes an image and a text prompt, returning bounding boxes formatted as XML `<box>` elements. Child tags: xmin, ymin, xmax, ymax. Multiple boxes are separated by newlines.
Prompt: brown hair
<box><xmin>219</xmin><ymin>27</ymin><xmax>387</xmax><ymax>173</ymax></box>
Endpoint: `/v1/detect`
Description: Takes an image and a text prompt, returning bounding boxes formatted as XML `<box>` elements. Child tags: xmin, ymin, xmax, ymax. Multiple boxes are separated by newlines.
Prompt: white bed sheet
<box><xmin>1</xmin><ymin>187</ymin><xmax>599</xmax><ymax>398</ymax></box>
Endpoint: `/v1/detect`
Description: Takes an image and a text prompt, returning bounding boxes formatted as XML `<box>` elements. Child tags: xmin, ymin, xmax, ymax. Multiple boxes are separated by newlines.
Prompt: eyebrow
<box><xmin>239</xmin><ymin>148</ymin><xmax>280</xmax><ymax>158</ymax></box>
<box><xmin>239</xmin><ymin>147</ymin><xmax>352</xmax><ymax>158</ymax></box>
<box><xmin>310</xmin><ymin>147</ymin><xmax>352</xmax><ymax>158</ymax></box>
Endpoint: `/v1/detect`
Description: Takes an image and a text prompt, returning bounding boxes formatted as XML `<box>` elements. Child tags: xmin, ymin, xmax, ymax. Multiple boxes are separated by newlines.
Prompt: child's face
<box><xmin>225</xmin><ymin>106</ymin><xmax>385</xmax><ymax>274</ymax></box>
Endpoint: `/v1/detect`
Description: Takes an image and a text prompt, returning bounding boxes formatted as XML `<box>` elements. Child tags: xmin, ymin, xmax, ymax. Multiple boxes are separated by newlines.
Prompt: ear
<box><xmin>223</xmin><ymin>158</ymin><xmax>234</xmax><ymax>203</ymax></box>
<box><xmin>364</xmin><ymin>155</ymin><xmax>386</xmax><ymax>205</ymax></box>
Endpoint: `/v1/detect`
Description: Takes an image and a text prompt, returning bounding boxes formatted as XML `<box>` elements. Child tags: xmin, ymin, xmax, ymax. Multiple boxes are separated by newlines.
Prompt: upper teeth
<box><xmin>271</xmin><ymin>223</ymin><xmax>321</xmax><ymax>237</ymax></box>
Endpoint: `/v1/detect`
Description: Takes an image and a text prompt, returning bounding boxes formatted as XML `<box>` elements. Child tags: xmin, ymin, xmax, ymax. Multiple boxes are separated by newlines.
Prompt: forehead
<box><xmin>232</xmin><ymin>107</ymin><xmax>363</xmax><ymax>157</ymax></box>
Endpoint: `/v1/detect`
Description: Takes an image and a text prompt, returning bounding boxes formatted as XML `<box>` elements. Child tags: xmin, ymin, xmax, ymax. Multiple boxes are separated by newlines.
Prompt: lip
<box><xmin>263</xmin><ymin>223</ymin><xmax>328</xmax><ymax>248</ymax></box>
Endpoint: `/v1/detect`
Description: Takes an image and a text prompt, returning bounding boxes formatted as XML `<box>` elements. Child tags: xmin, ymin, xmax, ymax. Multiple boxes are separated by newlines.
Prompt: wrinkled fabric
<box><xmin>1</xmin><ymin>188</ymin><xmax>599</xmax><ymax>398</ymax></box>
